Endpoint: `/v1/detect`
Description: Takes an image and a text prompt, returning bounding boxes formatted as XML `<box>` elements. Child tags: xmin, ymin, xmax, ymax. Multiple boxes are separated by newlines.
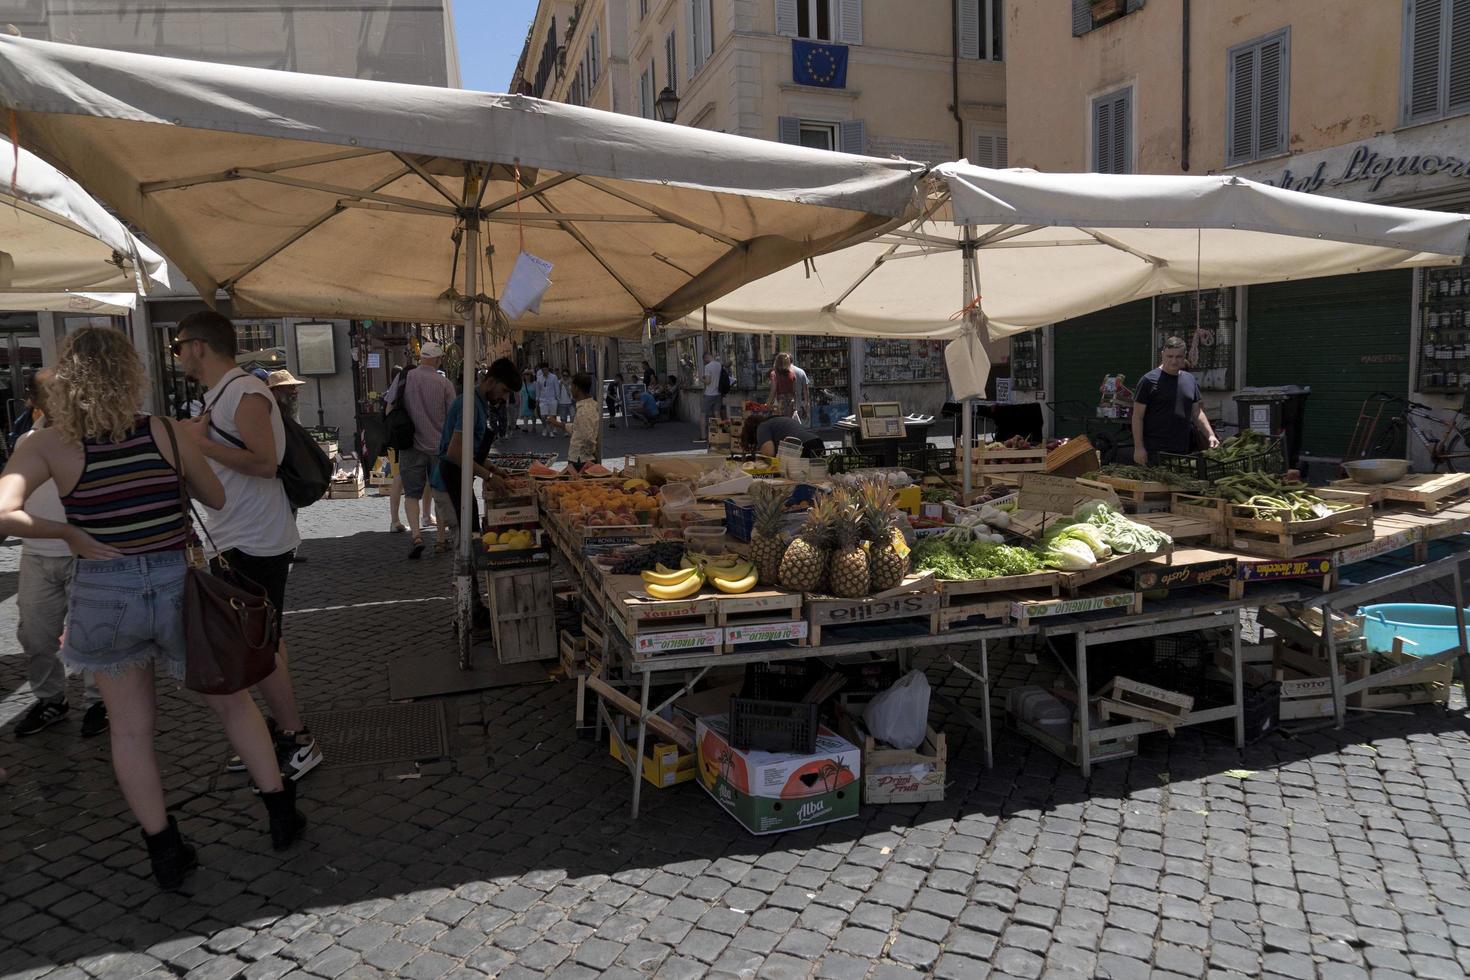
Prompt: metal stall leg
<box><xmin>980</xmin><ymin>639</ymin><xmax>993</xmax><ymax>770</ymax></box>
<box><xmin>1454</xmin><ymin>564</ymin><xmax>1470</xmax><ymax>713</ymax></box>
<box><xmin>1325</xmin><ymin>606</ymin><xmax>1345</xmax><ymax>729</ymax></box>
<box><xmin>1076</xmin><ymin>633</ymin><xmax>1091</xmax><ymax>778</ymax></box>
<box><xmin>1232</xmin><ymin>611</ymin><xmax>1246</xmax><ymax>748</ymax></box>
<box><xmin>630</xmin><ymin>671</ymin><xmax>652</xmax><ymax>820</ymax></box>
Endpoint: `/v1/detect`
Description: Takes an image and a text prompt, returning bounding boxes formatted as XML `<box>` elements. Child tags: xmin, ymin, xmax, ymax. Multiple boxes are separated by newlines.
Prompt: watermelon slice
<box><xmin>528</xmin><ymin>462</ymin><xmax>561</xmax><ymax>479</ymax></box>
<box><xmin>582</xmin><ymin>463</ymin><xmax>613</xmax><ymax>478</ymax></box>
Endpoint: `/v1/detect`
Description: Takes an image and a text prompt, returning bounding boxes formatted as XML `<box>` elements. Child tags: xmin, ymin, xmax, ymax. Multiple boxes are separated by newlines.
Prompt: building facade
<box><xmin>511</xmin><ymin>0</ymin><xmax>1008</xmax><ymax>423</ymax></box>
<box><xmin>0</xmin><ymin>0</ymin><xmax>459</xmax><ymax>444</ymax></box>
<box><xmin>1006</xmin><ymin>0</ymin><xmax>1470</xmax><ymax>468</ymax></box>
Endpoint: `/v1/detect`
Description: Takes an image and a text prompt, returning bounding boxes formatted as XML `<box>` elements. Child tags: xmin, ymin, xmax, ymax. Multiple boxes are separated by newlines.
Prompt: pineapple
<box><xmin>828</xmin><ymin>491</ymin><xmax>871</xmax><ymax>598</ymax></box>
<box><xmin>860</xmin><ymin>478</ymin><xmax>908</xmax><ymax>591</ymax></box>
<box><xmin>779</xmin><ymin>492</ymin><xmax>835</xmax><ymax>592</ymax></box>
<box><xmin>748</xmin><ymin>482</ymin><xmax>787</xmax><ymax>586</ymax></box>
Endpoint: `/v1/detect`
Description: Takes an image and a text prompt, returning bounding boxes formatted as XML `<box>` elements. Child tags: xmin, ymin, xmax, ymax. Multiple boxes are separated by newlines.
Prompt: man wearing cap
<box><xmin>390</xmin><ymin>343</ymin><xmax>455</xmax><ymax>559</ymax></box>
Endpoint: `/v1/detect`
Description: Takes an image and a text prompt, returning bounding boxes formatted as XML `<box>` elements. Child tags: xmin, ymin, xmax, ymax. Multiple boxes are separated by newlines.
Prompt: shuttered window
<box><xmin>972</xmin><ymin>129</ymin><xmax>1008</xmax><ymax>168</ymax></box>
<box><xmin>638</xmin><ymin>66</ymin><xmax>654</xmax><ymax>118</ymax></box>
<box><xmin>688</xmin><ymin>0</ymin><xmax>714</xmax><ymax>79</ymax></box>
<box><xmin>839</xmin><ymin>119</ymin><xmax>866</xmax><ymax>154</ymax></box>
<box><xmin>1072</xmin><ymin>0</ymin><xmax>1145</xmax><ymax>37</ymax></box>
<box><xmin>777</xmin><ymin>0</ymin><xmax>861</xmax><ymax>45</ymax></box>
<box><xmin>1225</xmin><ymin>29</ymin><xmax>1290</xmax><ymax>166</ymax></box>
<box><xmin>777</xmin><ymin>117</ymin><xmax>862</xmax><ymax>153</ymax></box>
<box><xmin>666</xmin><ymin>33</ymin><xmax>677</xmax><ymax>94</ymax></box>
<box><xmin>1091</xmin><ymin>86</ymin><xmax>1132</xmax><ymax>174</ymax></box>
<box><xmin>959</xmin><ymin>1</ymin><xmax>1003</xmax><ymax>61</ymax></box>
<box><xmin>1404</xmin><ymin>0</ymin><xmax>1470</xmax><ymax>123</ymax></box>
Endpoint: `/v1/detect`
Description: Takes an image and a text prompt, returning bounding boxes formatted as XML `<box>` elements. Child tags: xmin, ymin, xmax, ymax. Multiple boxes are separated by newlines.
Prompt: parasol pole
<box><xmin>961</xmin><ymin>223</ymin><xmax>975</xmax><ymax>499</ymax></box>
<box><xmin>457</xmin><ymin>171</ymin><xmax>480</xmax><ymax>671</ymax></box>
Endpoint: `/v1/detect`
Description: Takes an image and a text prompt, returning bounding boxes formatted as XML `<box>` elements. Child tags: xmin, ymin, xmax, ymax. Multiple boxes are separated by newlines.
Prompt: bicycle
<box><xmin>1352</xmin><ymin>391</ymin><xmax>1470</xmax><ymax>472</ymax></box>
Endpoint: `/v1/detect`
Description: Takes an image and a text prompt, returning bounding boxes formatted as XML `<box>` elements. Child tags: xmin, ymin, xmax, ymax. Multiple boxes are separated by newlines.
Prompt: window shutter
<box><xmin>1449</xmin><ymin>0</ymin><xmax>1470</xmax><ymax>111</ymax></box>
<box><xmin>775</xmin><ymin>0</ymin><xmax>798</xmax><ymax>37</ymax></box>
<box><xmin>1227</xmin><ymin>45</ymin><xmax>1255</xmax><ymax>164</ymax></box>
<box><xmin>958</xmin><ymin>0</ymin><xmax>981</xmax><ymax>60</ymax></box>
<box><xmin>1093</xmin><ymin>96</ymin><xmax>1112</xmax><ymax>172</ymax></box>
<box><xmin>995</xmin><ymin>134</ymin><xmax>1009</xmax><ymax>167</ymax></box>
<box><xmin>1072</xmin><ymin>0</ymin><xmax>1092</xmax><ymax>37</ymax></box>
<box><xmin>778</xmin><ymin>116</ymin><xmax>801</xmax><ymax>144</ymax></box>
<box><xmin>972</xmin><ymin>131</ymin><xmax>1008</xmax><ymax>168</ymax></box>
<box><xmin>838</xmin><ymin>0</ymin><xmax>863</xmax><ymax>45</ymax></box>
<box><xmin>1125</xmin><ymin>0</ymin><xmax>1146</xmax><ymax>11</ymax></box>
<box><xmin>839</xmin><ymin>119</ymin><xmax>867</xmax><ymax>154</ymax></box>
<box><xmin>991</xmin><ymin>0</ymin><xmax>1004</xmax><ymax>60</ymax></box>
<box><xmin>1256</xmin><ymin>36</ymin><xmax>1286</xmax><ymax>157</ymax></box>
<box><xmin>1409</xmin><ymin>0</ymin><xmax>1445</xmax><ymax>121</ymax></box>
<box><xmin>688</xmin><ymin>0</ymin><xmax>700</xmax><ymax>76</ymax></box>
<box><xmin>1112</xmin><ymin>90</ymin><xmax>1130</xmax><ymax>174</ymax></box>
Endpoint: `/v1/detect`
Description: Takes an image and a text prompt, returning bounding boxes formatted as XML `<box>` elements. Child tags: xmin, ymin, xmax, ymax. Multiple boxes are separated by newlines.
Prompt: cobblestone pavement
<box><xmin>5</xmin><ymin>496</ymin><xmax>1470</xmax><ymax>980</ymax></box>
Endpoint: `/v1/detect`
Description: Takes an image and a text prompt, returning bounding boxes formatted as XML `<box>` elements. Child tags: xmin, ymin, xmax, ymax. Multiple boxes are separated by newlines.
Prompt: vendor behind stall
<box><xmin>1131</xmin><ymin>336</ymin><xmax>1218</xmax><ymax>465</ymax></box>
<box><xmin>741</xmin><ymin>414</ymin><xmax>825</xmax><ymax>458</ymax></box>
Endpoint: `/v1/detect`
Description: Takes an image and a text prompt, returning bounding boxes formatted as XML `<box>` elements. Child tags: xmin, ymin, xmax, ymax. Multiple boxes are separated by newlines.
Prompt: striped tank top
<box><xmin>60</xmin><ymin>416</ymin><xmax>190</xmax><ymax>555</ymax></box>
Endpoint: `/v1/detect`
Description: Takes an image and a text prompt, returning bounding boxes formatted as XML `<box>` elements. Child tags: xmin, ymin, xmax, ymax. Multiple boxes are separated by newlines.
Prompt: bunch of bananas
<box><xmin>639</xmin><ymin>551</ymin><xmax>757</xmax><ymax>597</ymax></box>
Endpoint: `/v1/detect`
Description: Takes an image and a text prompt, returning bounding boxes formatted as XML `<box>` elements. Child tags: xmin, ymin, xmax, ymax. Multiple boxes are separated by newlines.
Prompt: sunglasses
<box><xmin>169</xmin><ymin>336</ymin><xmax>199</xmax><ymax>356</ymax></box>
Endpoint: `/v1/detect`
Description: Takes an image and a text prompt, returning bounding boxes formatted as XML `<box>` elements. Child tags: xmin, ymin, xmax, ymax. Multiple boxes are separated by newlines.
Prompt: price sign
<box><xmin>1019</xmin><ymin>473</ymin><xmax>1080</xmax><ymax>515</ymax></box>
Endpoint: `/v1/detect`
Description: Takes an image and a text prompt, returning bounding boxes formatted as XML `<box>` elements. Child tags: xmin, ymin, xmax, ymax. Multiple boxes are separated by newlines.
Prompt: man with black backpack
<box><xmin>175</xmin><ymin>311</ymin><xmax>323</xmax><ymax>783</ymax></box>
<box><xmin>699</xmin><ymin>350</ymin><xmax>731</xmax><ymax>443</ymax></box>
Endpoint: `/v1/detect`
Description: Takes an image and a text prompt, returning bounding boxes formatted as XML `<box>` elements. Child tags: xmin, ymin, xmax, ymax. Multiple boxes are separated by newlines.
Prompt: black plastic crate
<box><xmin>1196</xmin><ymin>680</ymin><xmax>1280</xmax><ymax>744</ymax></box>
<box><xmin>1157</xmin><ymin>436</ymin><xmax>1285</xmax><ymax>483</ymax></box>
<box><xmin>1145</xmin><ymin>631</ymin><xmax>1218</xmax><ymax>698</ymax></box>
<box><xmin>743</xmin><ymin>661</ymin><xmax>822</xmax><ymax>702</ymax></box>
<box><xmin>729</xmin><ymin>697</ymin><xmax>818</xmax><ymax>754</ymax></box>
<box><xmin>897</xmin><ymin>446</ymin><xmax>954</xmax><ymax>475</ymax></box>
<box><xmin>827</xmin><ymin>451</ymin><xmax>884</xmax><ymax>475</ymax></box>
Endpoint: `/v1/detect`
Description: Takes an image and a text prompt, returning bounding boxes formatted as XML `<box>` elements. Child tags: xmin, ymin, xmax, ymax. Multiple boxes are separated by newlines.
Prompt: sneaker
<box><xmin>277</xmin><ymin>729</ymin><xmax>322</xmax><ymax>782</ymax></box>
<box><xmin>16</xmin><ymin>698</ymin><xmax>68</xmax><ymax>737</ymax></box>
<box><xmin>80</xmin><ymin>702</ymin><xmax>109</xmax><ymax>737</ymax></box>
<box><xmin>226</xmin><ymin>716</ymin><xmax>278</xmax><ymax>772</ymax></box>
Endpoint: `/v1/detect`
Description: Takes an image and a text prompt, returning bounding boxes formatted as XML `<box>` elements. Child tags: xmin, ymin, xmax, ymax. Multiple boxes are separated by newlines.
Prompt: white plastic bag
<box><xmin>500</xmin><ymin>250</ymin><xmax>553</xmax><ymax>319</ymax></box>
<box><xmin>864</xmin><ymin>669</ymin><xmax>931</xmax><ymax>750</ymax></box>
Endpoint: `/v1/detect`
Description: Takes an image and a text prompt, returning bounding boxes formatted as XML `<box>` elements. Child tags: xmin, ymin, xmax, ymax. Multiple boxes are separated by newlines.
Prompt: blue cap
<box><xmin>251</xmin><ymin>367</ymin><xmax>270</xmax><ymax>381</ymax></box>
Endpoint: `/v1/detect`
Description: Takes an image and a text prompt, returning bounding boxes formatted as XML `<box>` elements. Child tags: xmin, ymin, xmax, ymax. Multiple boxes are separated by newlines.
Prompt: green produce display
<box><xmin>921</xmin><ymin>486</ymin><xmax>956</xmax><ymax>503</ymax></box>
<box><xmin>1038</xmin><ymin>500</ymin><xmax>1173</xmax><ymax>569</ymax></box>
<box><xmin>912</xmin><ymin>539</ymin><xmax>1042</xmax><ymax>580</ymax></box>
<box><xmin>1092</xmin><ymin>464</ymin><xmax>1202</xmax><ymax>489</ymax></box>
<box><xmin>1202</xmin><ymin>429</ymin><xmax>1276</xmax><ymax>462</ymax></box>
<box><xmin>1212</xmin><ymin>472</ymin><xmax>1355</xmax><ymax>520</ymax></box>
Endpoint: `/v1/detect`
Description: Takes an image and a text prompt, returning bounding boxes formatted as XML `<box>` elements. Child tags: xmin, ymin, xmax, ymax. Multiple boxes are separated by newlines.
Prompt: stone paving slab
<box><xmin>3</xmin><ymin>496</ymin><xmax>1470</xmax><ymax>979</ymax></box>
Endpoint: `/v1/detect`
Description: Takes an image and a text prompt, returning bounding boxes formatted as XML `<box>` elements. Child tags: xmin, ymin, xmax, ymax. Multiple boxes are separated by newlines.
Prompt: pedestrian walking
<box><xmin>385</xmin><ymin>342</ymin><xmax>454</xmax><ymax>558</ymax></box>
<box><xmin>556</xmin><ymin>369</ymin><xmax>574</xmax><ymax>427</ymax></box>
<box><xmin>519</xmin><ymin>370</ymin><xmax>538</xmax><ymax>432</ymax></box>
<box><xmin>382</xmin><ymin>366</ymin><xmax>407</xmax><ymax>532</ymax></box>
<box><xmin>546</xmin><ymin>373</ymin><xmax>601</xmax><ymax>468</ymax></box>
<box><xmin>0</xmin><ymin>327</ymin><xmax>304</xmax><ymax>890</ymax></box>
<box><xmin>174</xmin><ymin>311</ymin><xmax>323</xmax><ymax>784</ymax></box>
<box><xmin>12</xmin><ymin>368</ymin><xmax>107</xmax><ymax>739</ymax></box>
<box><xmin>538</xmin><ymin>363</ymin><xmax>560</xmax><ymax>437</ymax></box>
<box><xmin>605</xmin><ymin>373</ymin><xmax>624</xmax><ymax>428</ymax></box>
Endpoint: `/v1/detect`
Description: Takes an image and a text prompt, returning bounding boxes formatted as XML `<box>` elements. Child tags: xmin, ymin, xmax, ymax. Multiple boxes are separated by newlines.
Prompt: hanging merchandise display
<box><xmin>862</xmin><ymin>340</ymin><xmax>945</xmax><ymax>383</ymax></box>
<box><xmin>794</xmin><ymin>337</ymin><xmax>851</xmax><ymax>426</ymax></box>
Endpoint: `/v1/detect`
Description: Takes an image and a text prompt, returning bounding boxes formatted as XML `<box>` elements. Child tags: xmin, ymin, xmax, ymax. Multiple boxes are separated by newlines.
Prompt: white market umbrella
<box><xmin>0</xmin><ymin>137</ymin><xmax>168</xmax><ymax>312</ymax></box>
<box><xmin>0</xmin><ymin>35</ymin><xmax>926</xmax><ymax>663</ymax></box>
<box><xmin>703</xmin><ymin>162</ymin><xmax>1470</xmax><ymax>490</ymax></box>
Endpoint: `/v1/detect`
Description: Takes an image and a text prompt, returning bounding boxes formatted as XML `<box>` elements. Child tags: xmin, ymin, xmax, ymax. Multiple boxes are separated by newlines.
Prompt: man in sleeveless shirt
<box><xmin>175</xmin><ymin>312</ymin><xmax>323</xmax><ymax>782</ymax></box>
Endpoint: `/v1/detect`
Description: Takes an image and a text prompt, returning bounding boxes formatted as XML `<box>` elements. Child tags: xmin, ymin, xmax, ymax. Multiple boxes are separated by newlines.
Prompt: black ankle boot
<box><xmin>142</xmin><ymin>815</ymin><xmax>198</xmax><ymax>890</ymax></box>
<box><xmin>260</xmin><ymin>778</ymin><xmax>306</xmax><ymax>851</ymax></box>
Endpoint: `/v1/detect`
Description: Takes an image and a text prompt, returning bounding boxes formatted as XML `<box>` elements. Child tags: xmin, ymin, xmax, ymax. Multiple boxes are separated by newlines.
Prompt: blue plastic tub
<box><xmin>1358</xmin><ymin>603</ymin><xmax>1470</xmax><ymax>656</ymax></box>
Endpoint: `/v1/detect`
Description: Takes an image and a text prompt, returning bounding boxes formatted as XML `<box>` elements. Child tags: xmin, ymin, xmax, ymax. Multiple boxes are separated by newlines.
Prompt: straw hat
<box><xmin>266</xmin><ymin>369</ymin><xmax>306</xmax><ymax>388</ymax></box>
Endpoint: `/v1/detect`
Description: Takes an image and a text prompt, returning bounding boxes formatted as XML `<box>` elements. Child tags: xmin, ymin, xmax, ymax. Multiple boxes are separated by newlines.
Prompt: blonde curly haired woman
<box><xmin>0</xmin><ymin>327</ymin><xmax>304</xmax><ymax>890</ymax></box>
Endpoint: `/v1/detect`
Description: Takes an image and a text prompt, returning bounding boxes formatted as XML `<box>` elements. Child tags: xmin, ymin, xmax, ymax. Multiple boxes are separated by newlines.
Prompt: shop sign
<box><xmin>1230</xmin><ymin>121</ymin><xmax>1470</xmax><ymax>201</ymax></box>
<box><xmin>808</xmin><ymin>591</ymin><xmax>939</xmax><ymax>625</ymax></box>
<box><xmin>1011</xmin><ymin>591</ymin><xmax>1134</xmax><ymax>620</ymax></box>
<box><xmin>634</xmin><ymin>627</ymin><xmax>723</xmax><ymax>654</ymax></box>
<box><xmin>1019</xmin><ymin>473</ymin><xmax>1082</xmax><ymax>515</ymax></box>
<box><xmin>1237</xmin><ymin>557</ymin><xmax>1332</xmax><ymax>581</ymax></box>
<box><xmin>1134</xmin><ymin>557</ymin><xmax>1236</xmax><ymax>591</ymax></box>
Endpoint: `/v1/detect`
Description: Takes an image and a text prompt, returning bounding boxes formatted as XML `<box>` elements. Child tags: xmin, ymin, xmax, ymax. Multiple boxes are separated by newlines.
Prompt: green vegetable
<box><xmin>912</xmin><ymin>539</ymin><xmax>1042</xmax><ymax>580</ymax></box>
<box><xmin>1072</xmin><ymin>499</ymin><xmax>1173</xmax><ymax>554</ymax></box>
<box><xmin>1043</xmin><ymin>538</ymin><xmax>1096</xmax><ymax>570</ymax></box>
<box><xmin>1092</xmin><ymin>464</ymin><xmax>1203</xmax><ymax>489</ymax></box>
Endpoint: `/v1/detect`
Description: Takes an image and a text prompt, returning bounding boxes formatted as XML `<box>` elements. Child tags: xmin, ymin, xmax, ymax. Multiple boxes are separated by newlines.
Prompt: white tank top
<box><xmin>201</xmin><ymin>368</ymin><xmax>300</xmax><ymax>557</ymax></box>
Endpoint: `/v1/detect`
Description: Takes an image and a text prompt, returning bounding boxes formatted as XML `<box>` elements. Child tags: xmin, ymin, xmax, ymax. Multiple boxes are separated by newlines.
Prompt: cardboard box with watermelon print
<box><xmin>695</xmin><ymin>714</ymin><xmax>861</xmax><ymax>835</ymax></box>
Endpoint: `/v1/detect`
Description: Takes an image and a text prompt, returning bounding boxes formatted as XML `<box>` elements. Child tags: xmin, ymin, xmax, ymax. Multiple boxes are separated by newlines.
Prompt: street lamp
<box><xmin>654</xmin><ymin>86</ymin><xmax>680</xmax><ymax>124</ymax></box>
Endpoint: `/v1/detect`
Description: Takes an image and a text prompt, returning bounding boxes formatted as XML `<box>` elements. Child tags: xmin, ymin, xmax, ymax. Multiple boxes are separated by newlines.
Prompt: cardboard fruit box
<box><xmin>695</xmin><ymin>714</ymin><xmax>860</xmax><ymax>836</ymax></box>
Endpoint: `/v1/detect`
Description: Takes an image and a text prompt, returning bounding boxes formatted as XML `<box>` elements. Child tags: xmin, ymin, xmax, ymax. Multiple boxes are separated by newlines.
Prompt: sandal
<box><xmin>434</xmin><ymin>540</ymin><xmax>451</xmax><ymax>555</ymax></box>
<box><xmin>391</xmin><ymin>523</ymin><xmax>407</xmax><ymax>533</ymax></box>
<box><xmin>408</xmin><ymin>539</ymin><xmax>424</xmax><ymax>560</ymax></box>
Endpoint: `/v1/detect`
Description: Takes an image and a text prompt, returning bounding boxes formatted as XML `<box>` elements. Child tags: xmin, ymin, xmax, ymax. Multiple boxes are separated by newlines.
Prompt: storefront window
<box><xmin>236</xmin><ymin>320</ymin><xmax>280</xmax><ymax>353</ymax></box>
<box><xmin>62</xmin><ymin>315</ymin><xmax>125</xmax><ymax>333</ymax></box>
<box><xmin>1153</xmin><ymin>289</ymin><xmax>1235</xmax><ymax>391</ymax></box>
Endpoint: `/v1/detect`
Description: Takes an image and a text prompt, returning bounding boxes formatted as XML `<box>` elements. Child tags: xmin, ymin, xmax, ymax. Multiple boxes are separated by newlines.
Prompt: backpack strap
<box><xmin>205</xmin><ymin>372</ymin><xmax>274</xmax><ymax>451</ymax></box>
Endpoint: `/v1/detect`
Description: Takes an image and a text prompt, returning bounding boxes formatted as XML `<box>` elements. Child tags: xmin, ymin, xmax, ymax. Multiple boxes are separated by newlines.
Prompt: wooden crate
<box><xmin>931</xmin><ymin>571</ymin><xmax>1058</xmax><ymax>632</ymax></box>
<box><xmin>1133</xmin><ymin>549</ymin><xmax>1237</xmax><ymax>594</ymax></box>
<box><xmin>1331</xmin><ymin>471</ymin><xmax>1470</xmax><ymax>513</ymax></box>
<box><xmin>1349</xmin><ymin>645</ymin><xmax>1453</xmax><ymax>709</ymax></box>
<box><xmin>1011</xmin><ymin>712</ymin><xmax>1138</xmax><ymax>767</ymax></box>
<box><xmin>713</xmin><ymin>589</ymin><xmax>808</xmax><ymax>652</ymax></box>
<box><xmin>1131</xmin><ymin>511</ymin><xmax>1221</xmax><ymax>545</ymax></box>
<box><xmin>559</xmin><ymin>628</ymin><xmax>588</xmax><ymax>673</ymax></box>
<box><xmin>1009</xmin><ymin>586</ymin><xmax>1141</xmax><ymax>628</ymax></box>
<box><xmin>485</xmin><ymin>564</ymin><xmax>558</xmax><ymax>665</ymax></box>
<box><xmin>806</xmin><ymin>579</ymin><xmax>940</xmax><ymax>646</ymax></box>
<box><xmin>1079</xmin><ymin>475</ymin><xmax>1176</xmax><ymax>507</ymax></box>
<box><xmin>1227</xmin><ymin>489</ymin><xmax>1374</xmax><ymax>558</ymax></box>
<box><xmin>1276</xmin><ymin>674</ymin><xmax>1337</xmax><ymax>721</ymax></box>
<box><xmin>1097</xmin><ymin>676</ymin><xmax>1195</xmax><ymax>733</ymax></box>
<box><xmin>956</xmin><ymin>445</ymin><xmax>1047</xmax><ymax>475</ymax></box>
<box><xmin>327</xmin><ymin>476</ymin><xmax>365</xmax><ymax>499</ymax></box>
<box><xmin>1332</xmin><ymin>520</ymin><xmax>1423</xmax><ymax>568</ymax></box>
<box><xmin>1057</xmin><ymin>548</ymin><xmax>1168</xmax><ymax>596</ymax></box>
<box><xmin>1170</xmin><ymin>494</ymin><xmax>1230</xmax><ymax>547</ymax></box>
<box><xmin>722</xmin><ymin>619</ymin><xmax>810</xmax><ymax>652</ymax></box>
<box><xmin>604</xmin><ymin>574</ymin><xmax>718</xmax><ymax>645</ymax></box>
<box><xmin>835</xmin><ymin>698</ymin><xmax>946</xmax><ymax>804</ymax></box>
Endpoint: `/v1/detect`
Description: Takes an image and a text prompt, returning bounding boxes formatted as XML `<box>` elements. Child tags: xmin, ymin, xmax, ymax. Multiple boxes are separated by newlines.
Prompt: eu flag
<box><xmin>792</xmin><ymin>39</ymin><xmax>848</xmax><ymax>89</ymax></box>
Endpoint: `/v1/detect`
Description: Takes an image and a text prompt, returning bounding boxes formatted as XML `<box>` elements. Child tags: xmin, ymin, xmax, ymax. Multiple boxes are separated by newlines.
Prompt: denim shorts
<box><xmin>398</xmin><ymin>448</ymin><xmax>431</xmax><ymax>496</ymax></box>
<box><xmin>60</xmin><ymin>551</ymin><xmax>188</xmax><ymax>681</ymax></box>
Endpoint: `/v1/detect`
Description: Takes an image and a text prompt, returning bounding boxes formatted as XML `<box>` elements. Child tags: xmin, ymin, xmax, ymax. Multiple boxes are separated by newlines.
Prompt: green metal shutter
<box><xmin>1051</xmin><ymin>300</ymin><xmax>1153</xmax><ymax>436</ymax></box>
<box><xmin>1246</xmin><ymin>271</ymin><xmax>1412</xmax><ymax>458</ymax></box>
